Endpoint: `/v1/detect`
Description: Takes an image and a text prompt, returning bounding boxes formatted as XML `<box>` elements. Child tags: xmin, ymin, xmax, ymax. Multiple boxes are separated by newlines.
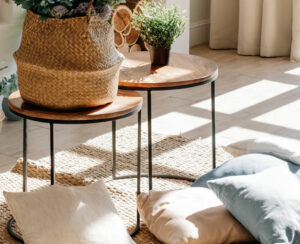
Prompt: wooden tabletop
<box><xmin>8</xmin><ymin>90</ymin><xmax>143</xmax><ymax>123</ymax></box>
<box><xmin>119</xmin><ymin>52</ymin><xmax>218</xmax><ymax>90</ymax></box>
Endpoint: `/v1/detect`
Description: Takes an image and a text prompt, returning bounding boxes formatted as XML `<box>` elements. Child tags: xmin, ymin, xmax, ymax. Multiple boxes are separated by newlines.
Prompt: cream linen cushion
<box><xmin>4</xmin><ymin>180</ymin><xmax>135</xmax><ymax>244</ymax></box>
<box><xmin>137</xmin><ymin>187</ymin><xmax>255</xmax><ymax>244</ymax></box>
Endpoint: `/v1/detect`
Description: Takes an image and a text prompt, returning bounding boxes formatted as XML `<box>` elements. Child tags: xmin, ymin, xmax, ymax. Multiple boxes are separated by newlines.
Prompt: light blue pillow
<box><xmin>208</xmin><ymin>167</ymin><xmax>300</xmax><ymax>244</ymax></box>
<box><xmin>192</xmin><ymin>153</ymin><xmax>300</xmax><ymax>188</ymax></box>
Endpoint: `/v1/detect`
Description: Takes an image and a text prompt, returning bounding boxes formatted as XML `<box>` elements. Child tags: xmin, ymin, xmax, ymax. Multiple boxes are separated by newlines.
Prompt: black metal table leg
<box><xmin>23</xmin><ymin>119</ymin><xmax>28</xmax><ymax>192</ymax></box>
<box><xmin>147</xmin><ymin>90</ymin><xmax>153</xmax><ymax>191</ymax></box>
<box><xmin>137</xmin><ymin>111</ymin><xmax>141</xmax><ymax>196</ymax></box>
<box><xmin>211</xmin><ymin>81</ymin><xmax>216</xmax><ymax>169</ymax></box>
<box><xmin>111</xmin><ymin>112</ymin><xmax>142</xmax><ymax>237</ymax></box>
<box><xmin>50</xmin><ymin>123</ymin><xmax>55</xmax><ymax>185</ymax></box>
<box><xmin>130</xmin><ymin>111</ymin><xmax>142</xmax><ymax>237</ymax></box>
<box><xmin>112</xmin><ymin>120</ymin><xmax>117</xmax><ymax>180</ymax></box>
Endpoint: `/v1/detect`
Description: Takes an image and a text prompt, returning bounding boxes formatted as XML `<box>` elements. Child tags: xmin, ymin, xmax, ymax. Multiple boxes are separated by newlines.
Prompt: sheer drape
<box><xmin>210</xmin><ymin>0</ymin><xmax>300</xmax><ymax>61</ymax></box>
<box><xmin>0</xmin><ymin>1</ymin><xmax>25</xmax><ymax>75</ymax></box>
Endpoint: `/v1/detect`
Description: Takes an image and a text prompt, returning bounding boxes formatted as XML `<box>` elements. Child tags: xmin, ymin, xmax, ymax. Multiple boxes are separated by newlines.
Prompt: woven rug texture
<box><xmin>0</xmin><ymin>125</ymin><xmax>233</xmax><ymax>243</ymax></box>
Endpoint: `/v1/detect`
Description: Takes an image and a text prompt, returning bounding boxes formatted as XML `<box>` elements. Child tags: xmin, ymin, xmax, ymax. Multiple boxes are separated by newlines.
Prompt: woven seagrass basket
<box><xmin>14</xmin><ymin>8</ymin><xmax>124</xmax><ymax>110</ymax></box>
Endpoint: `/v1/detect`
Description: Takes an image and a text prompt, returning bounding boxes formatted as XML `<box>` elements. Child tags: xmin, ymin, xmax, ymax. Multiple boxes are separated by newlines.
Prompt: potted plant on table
<box><xmin>12</xmin><ymin>0</ymin><xmax>125</xmax><ymax>110</ymax></box>
<box><xmin>0</xmin><ymin>72</ymin><xmax>21</xmax><ymax>121</ymax></box>
<box><xmin>131</xmin><ymin>0</ymin><xmax>186</xmax><ymax>66</ymax></box>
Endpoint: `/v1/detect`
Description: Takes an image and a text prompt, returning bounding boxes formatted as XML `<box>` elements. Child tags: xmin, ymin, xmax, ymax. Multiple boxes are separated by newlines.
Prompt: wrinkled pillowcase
<box><xmin>227</xmin><ymin>137</ymin><xmax>300</xmax><ymax>165</ymax></box>
<box><xmin>4</xmin><ymin>180</ymin><xmax>134</xmax><ymax>244</ymax></box>
<box><xmin>137</xmin><ymin>187</ymin><xmax>255</xmax><ymax>244</ymax></box>
<box><xmin>208</xmin><ymin>167</ymin><xmax>300</xmax><ymax>244</ymax></box>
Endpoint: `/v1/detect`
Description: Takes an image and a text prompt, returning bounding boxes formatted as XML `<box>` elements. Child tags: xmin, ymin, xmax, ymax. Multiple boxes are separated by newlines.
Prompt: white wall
<box><xmin>166</xmin><ymin>0</ymin><xmax>190</xmax><ymax>54</ymax></box>
<box><xmin>190</xmin><ymin>0</ymin><xmax>210</xmax><ymax>47</ymax></box>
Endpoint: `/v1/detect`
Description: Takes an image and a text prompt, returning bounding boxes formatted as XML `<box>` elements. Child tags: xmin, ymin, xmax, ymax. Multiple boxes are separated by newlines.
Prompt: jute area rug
<box><xmin>0</xmin><ymin>125</ymin><xmax>233</xmax><ymax>243</ymax></box>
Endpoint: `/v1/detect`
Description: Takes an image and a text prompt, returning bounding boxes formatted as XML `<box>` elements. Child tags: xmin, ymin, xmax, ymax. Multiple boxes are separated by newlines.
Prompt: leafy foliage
<box><xmin>12</xmin><ymin>0</ymin><xmax>125</xmax><ymax>20</ymax></box>
<box><xmin>131</xmin><ymin>0</ymin><xmax>186</xmax><ymax>49</ymax></box>
<box><xmin>0</xmin><ymin>74</ymin><xmax>18</xmax><ymax>98</ymax></box>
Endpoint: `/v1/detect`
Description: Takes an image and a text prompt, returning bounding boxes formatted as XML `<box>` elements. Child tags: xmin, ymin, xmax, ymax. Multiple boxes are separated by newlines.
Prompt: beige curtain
<box><xmin>0</xmin><ymin>1</ymin><xmax>25</xmax><ymax>76</ymax></box>
<box><xmin>210</xmin><ymin>0</ymin><xmax>300</xmax><ymax>61</ymax></box>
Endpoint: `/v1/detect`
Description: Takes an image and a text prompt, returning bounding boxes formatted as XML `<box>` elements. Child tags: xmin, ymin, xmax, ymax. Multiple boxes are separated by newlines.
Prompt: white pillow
<box><xmin>227</xmin><ymin>137</ymin><xmax>300</xmax><ymax>165</ymax></box>
<box><xmin>137</xmin><ymin>188</ymin><xmax>255</xmax><ymax>244</ymax></box>
<box><xmin>4</xmin><ymin>181</ymin><xmax>135</xmax><ymax>244</ymax></box>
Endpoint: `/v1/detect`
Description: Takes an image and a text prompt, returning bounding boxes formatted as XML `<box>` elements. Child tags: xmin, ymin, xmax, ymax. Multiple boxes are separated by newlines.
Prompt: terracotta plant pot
<box><xmin>148</xmin><ymin>44</ymin><xmax>170</xmax><ymax>66</ymax></box>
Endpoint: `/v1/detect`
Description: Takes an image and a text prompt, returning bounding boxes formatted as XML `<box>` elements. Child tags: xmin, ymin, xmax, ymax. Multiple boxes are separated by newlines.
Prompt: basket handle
<box><xmin>86</xmin><ymin>0</ymin><xmax>95</xmax><ymax>23</ymax></box>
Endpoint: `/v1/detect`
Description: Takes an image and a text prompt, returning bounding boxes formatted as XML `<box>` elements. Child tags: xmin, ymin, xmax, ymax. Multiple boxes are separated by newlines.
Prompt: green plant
<box><xmin>0</xmin><ymin>74</ymin><xmax>18</xmax><ymax>98</ymax></box>
<box><xmin>12</xmin><ymin>0</ymin><xmax>125</xmax><ymax>20</ymax></box>
<box><xmin>131</xmin><ymin>0</ymin><xmax>186</xmax><ymax>49</ymax></box>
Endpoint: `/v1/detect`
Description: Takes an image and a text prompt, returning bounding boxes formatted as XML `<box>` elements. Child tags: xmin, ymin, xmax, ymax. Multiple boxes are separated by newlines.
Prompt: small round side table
<box><xmin>7</xmin><ymin>90</ymin><xmax>143</xmax><ymax>242</ymax></box>
<box><xmin>119</xmin><ymin>52</ymin><xmax>218</xmax><ymax>190</ymax></box>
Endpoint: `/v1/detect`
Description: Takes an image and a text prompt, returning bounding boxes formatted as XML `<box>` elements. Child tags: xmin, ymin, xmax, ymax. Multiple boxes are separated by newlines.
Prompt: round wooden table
<box><xmin>7</xmin><ymin>90</ymin><xmax>143</xmax><ymax>242</ymax></box>
<box><xmin>119</xmin><ymin>52</ymin><xmax>218</xmax><ymax>190</ymax></box>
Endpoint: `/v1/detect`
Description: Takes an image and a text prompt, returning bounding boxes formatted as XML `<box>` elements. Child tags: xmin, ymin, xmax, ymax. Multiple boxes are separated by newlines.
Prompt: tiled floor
<box><xmin>1</xmin><ymin>44</ymin><xmax>300</xmax><ymax>172</ymax></box>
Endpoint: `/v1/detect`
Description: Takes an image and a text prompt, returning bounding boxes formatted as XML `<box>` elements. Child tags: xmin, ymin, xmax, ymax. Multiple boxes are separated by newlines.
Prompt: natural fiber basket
<box><xmin>14</xmin><ymin>8</ymin><xmax>124</xmax><ymax>110</ymax></box>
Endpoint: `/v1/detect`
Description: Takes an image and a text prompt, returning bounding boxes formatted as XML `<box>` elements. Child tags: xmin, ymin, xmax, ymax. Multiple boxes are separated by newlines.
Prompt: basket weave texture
<box><xmin>15</xmin><ymin>11</ymin><xmax>124</xmax><ymax>110</ymax></box>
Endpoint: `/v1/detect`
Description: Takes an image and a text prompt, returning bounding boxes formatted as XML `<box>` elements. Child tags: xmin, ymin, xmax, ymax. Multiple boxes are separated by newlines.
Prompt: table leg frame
<box><xmin>8</xmin><ymin>112</ymin><xmax>142</xmax><ymax>242</ymax></box>
<box><xmin>112</xmin><ymin>111</ymin><xmax>142</xmax><ymax>236</ymax></box>
<box><xmin>50</xmin><ymin>123</ymin><xmax>55</xmax><ymax>185</ymax></box>
<box><xmin>211</xmin><ymin>81</ymin><xmax>216</xmax><ymax>169</ymax></box>
<box><xmin>145</xmin><ymin>86</ymin><xmax>217</xmax><ymax>190</ymax></box>
<box><xmin>113</xmin><ymin>84</ymin><xmax>217</xmax><ymax>191</ymax></box>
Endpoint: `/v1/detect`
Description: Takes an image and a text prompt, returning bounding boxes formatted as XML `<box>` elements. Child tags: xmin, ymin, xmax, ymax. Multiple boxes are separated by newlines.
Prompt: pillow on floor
<box><xmin>208</xmin><ymin>167</ymin><xmax>300</xmax><ymax>244</ymax></box>
<box><xmin>4</xmin><ymin>180</ymin><xmax>134</xmax><ymax>244</ymax></box>
<box><xmin>192</xmin><ymin>153</ymin><xmax>300</xmax><ymax>188</ymax></box>
<box><xmin>137</xmin><ymin>187</ymin><xmax>256</xmax><ymax>244</ymax></box>
<box><xmin>227</xmin><ymin>138</ymin><xmax>300</xmax><ymax>165</ymax></box>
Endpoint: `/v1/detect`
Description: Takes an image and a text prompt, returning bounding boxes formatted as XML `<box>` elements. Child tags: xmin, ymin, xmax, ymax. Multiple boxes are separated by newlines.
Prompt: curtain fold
<box><xmin>291</xmin><ymin>0</ymin><xmax>300</xmax><ymax>61</ymax></box>
<box><xmin>210</xmin><ymin>0</ymin><xmax>299</xmax><ymax>61</ymax></box>
<box><xmin>237</xmin><ymin>0</ymin><xmax>262</xmax><ymax>55</ymax></box>
<box><xmin>210</xmin><ymin>0</ymin><xmax>239</xmax><ymax>49</ymax></box>
<box><xmin>0</xmin><ymin>1</ymin><xmax>25</xmax><ymax>76</ymax></box>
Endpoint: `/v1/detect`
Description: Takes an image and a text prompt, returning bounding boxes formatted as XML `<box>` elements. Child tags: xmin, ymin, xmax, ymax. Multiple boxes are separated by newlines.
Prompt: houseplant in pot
<box><xmin>12</xmin><ymin>0</ymin><xmax>125</xmax><ymax>110</ymax></box>
<box><xmin>0</xmin><ymin>72</ymin><xmax>21</xmax><ymax>121</ymax></box>
<box><xmin>131</xmin><ymin>0</ymin><xmax>186</xmax><ymax>66</ymax></box>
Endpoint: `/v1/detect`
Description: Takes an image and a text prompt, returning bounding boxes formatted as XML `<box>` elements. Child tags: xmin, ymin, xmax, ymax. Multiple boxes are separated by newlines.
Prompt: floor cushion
<box><xmin>208</xmin><ymin>167</ymin><xmax>300</xmax><ymax>244</ymax></box>
<box><xmin>4</xmin><ymin>180</ymin><xmax>135</xmax><ymax>244</ymax></box>
<box><xmin>227</xmin><ymin>138</ymin><xmax>300</xmax><ymax>165</ymax></box>
<box><xmin>192</xmin><ymin>153</ymin><xmax>300</xmax><ymax>188</ymax></box>
<box><xmin>137</xmin><ymin>187</ymin><xmax>256</xmax><ymax>244</ymax></box>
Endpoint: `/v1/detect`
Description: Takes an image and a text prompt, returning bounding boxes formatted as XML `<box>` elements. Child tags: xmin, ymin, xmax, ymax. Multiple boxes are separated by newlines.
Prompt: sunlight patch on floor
<box><xmin>149</xmin><ymin>112</ymin><xmax>210</xmax><ymax>135</ymax></box>
<box><xmin>215</xmin><ymin>126</ymin><xmax>286</xmax><ymax>146</ymax></box>
<box><xmin>285</xmin><ymin>67</ymin><xmax>300</xmax><ymax>76</ymax></box>
<box><xmin>191</xmin><ymin>80</ymin><xmax>297</xmax><ymax>114</ymax></box>
<box><xmin>252</xmin><ymin>99</ymin><xmax>300</xmax><ymax>131</ymax></box>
